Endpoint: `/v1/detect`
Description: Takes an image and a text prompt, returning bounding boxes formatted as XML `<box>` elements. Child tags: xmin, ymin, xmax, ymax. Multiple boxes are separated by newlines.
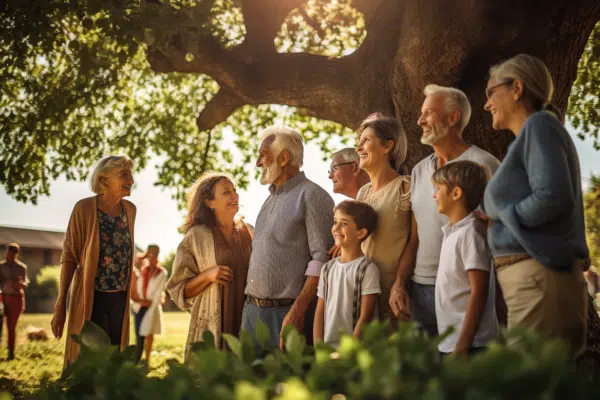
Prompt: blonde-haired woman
<box><xmin>166</xmin><ymin>172</ymin><xmax>252</xmax><ymax>360</ymax></box>
<box><xmin>355</xmin><ymin>114</ymin><xmax>414</xmax><ymax>321</ymax></box>
<box><xmin>482</xmin><ymin>54</ymin><xmax>589</xmax><ymax>356</ymax></box>
<box><xmin>51</xmin><ymin>155</ymin><xmax>136</xmax><ymax>367</ymax></box>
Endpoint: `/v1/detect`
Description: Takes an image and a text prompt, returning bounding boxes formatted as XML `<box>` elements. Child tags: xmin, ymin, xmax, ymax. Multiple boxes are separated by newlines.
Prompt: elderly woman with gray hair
<box><xmin>355</xmin><ymin>114</ymin><xmax>415</xmax><ymax>320</ymax></box>
<box><xmin>482</xmin><ymin>54</ymin><xmax>589</xmax><ymax>356</ymax></box>
<box><xmin>51</xmin><ymin>155</ymin><xmax>136</xmax><ymax>367</ymax></box>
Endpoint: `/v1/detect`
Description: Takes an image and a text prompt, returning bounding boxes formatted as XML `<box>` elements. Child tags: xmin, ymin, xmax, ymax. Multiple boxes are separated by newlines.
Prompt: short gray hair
<box><xmin>90</xmin><ymin>155</ymin><xmax>134</xmax><ymax>194</ymax></box>
<box><xmin>332</xmin><ymin>147</ymin><xmax>359</xmax><ymax>164</ymax></box>
<box><xmin>259</xmin><ymin>125</ymin><xmax>304</xmax><ymax>168</ymax></box>
<box><xmin>423</xmin><ymin>84</ymin><xmax>472</xmax><ymax>133</ymax></box>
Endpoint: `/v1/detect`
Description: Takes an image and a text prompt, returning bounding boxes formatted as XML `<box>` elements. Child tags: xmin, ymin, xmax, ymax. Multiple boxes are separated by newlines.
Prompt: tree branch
<box><xmin>196</xmin><ymin>89</ymin><xmax>245</xmax><ymax>131</ymax></box>
<box><xmin>240</xmin><ymin>0</ymin><xmax>306</xmax><ymax>53</ymax></box>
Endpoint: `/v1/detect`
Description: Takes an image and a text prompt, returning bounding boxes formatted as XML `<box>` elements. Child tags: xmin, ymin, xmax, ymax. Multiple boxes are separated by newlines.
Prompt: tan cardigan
<box><xmin>60</xmin><ymin>195</ymin><xmax>136</xmax><ymax>366</ymax></box>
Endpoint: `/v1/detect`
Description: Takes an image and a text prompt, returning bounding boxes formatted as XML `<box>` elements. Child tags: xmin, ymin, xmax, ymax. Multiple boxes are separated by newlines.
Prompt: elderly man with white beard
<box><xmin>241</xmin><ymin>125</ymin><xmax>334</xmax><ymax>349</ymax></box>
<box><xmin>388</xmin><ymin>85</ymin><xmax>501</xmax><ymax>336</ymax></box>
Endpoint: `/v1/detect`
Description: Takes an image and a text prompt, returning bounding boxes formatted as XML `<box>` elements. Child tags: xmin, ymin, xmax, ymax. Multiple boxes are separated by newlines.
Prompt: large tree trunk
<box><xmin>148</xmin><ymin>0</ymin><xmax>600</xmax><ymax>165</ymax></box>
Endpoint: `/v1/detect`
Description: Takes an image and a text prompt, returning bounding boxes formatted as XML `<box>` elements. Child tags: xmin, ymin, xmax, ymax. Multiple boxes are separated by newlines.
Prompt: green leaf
<box><xmin>223</xmin><ymin>333</ymin><xmax>242</xmax><ymax>357</ymax></box>
<box><xmin>202</xmin><ymin>330</ymin><xmax>216</xmax><ymax>347</ymax></box>
<box><xmin>76</xmin><ymin>320</ymin><xmax>111</xmax><ymax>350</ymax></box>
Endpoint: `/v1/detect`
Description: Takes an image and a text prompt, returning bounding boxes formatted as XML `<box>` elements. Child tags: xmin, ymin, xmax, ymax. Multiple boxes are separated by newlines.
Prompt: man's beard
<box><xmin>420</xmin><ymin>122</ymin><xmax>450</xmax><ymax>146</ymax></box>
<box><xmin>259</xmin><ymin>163</ymin><xmax>283</xmax><ymax>185</ymax></box>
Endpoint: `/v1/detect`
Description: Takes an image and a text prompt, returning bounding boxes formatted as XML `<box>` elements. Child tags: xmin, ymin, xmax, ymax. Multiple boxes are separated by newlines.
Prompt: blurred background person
<box><xmin>131</xmin><ymin>244</ymin><xmax>167</xmax><ymax>365</ymax></box>
<box><xmin>0</xmin><ymin>243</ymin><xmax>29</xmax><ymax>360</ymax></box>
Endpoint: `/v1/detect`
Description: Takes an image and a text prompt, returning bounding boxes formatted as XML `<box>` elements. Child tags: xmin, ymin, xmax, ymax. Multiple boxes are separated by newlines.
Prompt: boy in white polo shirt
<box><xmin>432</xmin><ymin>160</ymin><xmax>499</xmax><ymax>356</ymax></box>
<box><xmin>314</xmin><ymin>200</ymin><xmax>381</xmax><ymax>346</ymax></box>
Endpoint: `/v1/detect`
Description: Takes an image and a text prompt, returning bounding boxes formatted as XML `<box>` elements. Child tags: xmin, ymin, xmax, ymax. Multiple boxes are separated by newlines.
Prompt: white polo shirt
<box><xmin>435</xmin><ymin>213</ymin><xmax>499</xmax><ymax>353</ymax></box>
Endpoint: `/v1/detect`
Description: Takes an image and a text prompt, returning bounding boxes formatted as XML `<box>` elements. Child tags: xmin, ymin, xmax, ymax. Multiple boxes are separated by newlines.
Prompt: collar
<box><xmin>268</xmin><ymin>171</ymin><xmax>306</xmax><ymax>195</ymax></box>
<box><xmin>441</xmin><ymin>212</ymin><xmax>476</xmax><ymax>235</ymax></box>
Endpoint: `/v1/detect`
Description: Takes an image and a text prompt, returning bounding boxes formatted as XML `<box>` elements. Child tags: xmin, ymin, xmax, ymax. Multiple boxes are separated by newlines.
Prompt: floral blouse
<box><xmin>95</xmin><ymin>209</ymin><xmax>132</xmax><ymax>291</ymax></box>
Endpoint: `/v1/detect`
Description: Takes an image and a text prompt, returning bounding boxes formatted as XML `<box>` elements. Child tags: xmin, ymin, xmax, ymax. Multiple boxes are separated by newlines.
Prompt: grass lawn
<box><xmin>0</xmin><ymin>312</ymin><xmax>190</xmax><ymax>398</ymax></box>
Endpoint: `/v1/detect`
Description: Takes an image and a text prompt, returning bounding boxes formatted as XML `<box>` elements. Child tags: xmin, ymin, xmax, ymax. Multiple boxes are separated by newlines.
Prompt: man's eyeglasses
<box><xmin>486</xmin><ymin>79</ymin><xmax>514</xmax><ymax>99</ymax></box>
<box><xmin>328</xmin><ymin>161</ymin><xmax>355</xmax><ymax>175</ymax></box>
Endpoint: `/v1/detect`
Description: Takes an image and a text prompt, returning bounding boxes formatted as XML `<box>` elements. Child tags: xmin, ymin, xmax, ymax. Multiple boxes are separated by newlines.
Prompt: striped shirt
<box><xmin>245</xmin><ymin>172</ymin><xmax>334</xmax><ymax>299</ymax></box>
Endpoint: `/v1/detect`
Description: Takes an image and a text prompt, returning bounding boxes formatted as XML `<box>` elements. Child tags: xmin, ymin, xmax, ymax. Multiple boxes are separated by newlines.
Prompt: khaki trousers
<box><xmin>497</xmin><ymin>258</ymin><xmax>588</xmax><ymax>357</ymax></box>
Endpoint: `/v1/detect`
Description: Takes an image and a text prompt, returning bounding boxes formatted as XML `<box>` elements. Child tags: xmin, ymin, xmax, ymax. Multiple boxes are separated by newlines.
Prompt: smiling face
<box><xmin>331</xmin><ymin>209</ymin><xmax>366</xmax><ymax>249</ymax></box>
<box><xmin>256</xmin><ymin>137</ymin><xmax>283</xmax><ymax>185</ymax></box>
<box><xmin>329</xmin><ymin>154</ymin><xmax>357</xmax><ymax>194</ymax></box>
<box><xmin>433</xmin><ymin>182</ymin><xmax>463</xmax><ymax>216</ymax></box>
<box><xmin>103</xmin><ymin>168</ymin><xmax>134</xmax><ymax>198</ymax></box>
<box><xmin>417</xmin><ymin>93</ymin><xmax>451</xmax><ymax>146</ymax></box>
<box><xmin>206</xmin><ymin>178</ymin><xmax>239</xmax><ymax>217</ymax></box>
<box><xmin>356</xmin><ymin>127</ymin><xmax>393</xmax><ymax>171</ymax></box>
<box><xmin>484</xmin><ymin>76</ymin><xmax>517</xmax><ymax>131</ymax></box>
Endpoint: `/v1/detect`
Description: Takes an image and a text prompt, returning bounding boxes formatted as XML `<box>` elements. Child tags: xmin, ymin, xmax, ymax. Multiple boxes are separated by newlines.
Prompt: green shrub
<box><xmin>33</xmin><ymin>321</ymin><xmax>600</xmax><ymax>400</ymax></box>
<box><xmin>27</xmin><ymin>265</ymin><xmax>60</xmax><ymax>301</ymax></box>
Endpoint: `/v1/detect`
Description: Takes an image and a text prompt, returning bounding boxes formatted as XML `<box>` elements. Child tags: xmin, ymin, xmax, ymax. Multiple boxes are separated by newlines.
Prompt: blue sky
<box><xmin>0</xmin><ymin>127</ymin><xmax>598</xmax><ymax>259</ymax></box>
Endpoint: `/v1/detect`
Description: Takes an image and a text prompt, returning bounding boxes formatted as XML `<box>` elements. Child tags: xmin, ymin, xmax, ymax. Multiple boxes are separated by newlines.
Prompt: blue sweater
<box><xmin>483</xmin><ymin>112</ymin><xmax>589</xmax><ymax>270</ymax></box>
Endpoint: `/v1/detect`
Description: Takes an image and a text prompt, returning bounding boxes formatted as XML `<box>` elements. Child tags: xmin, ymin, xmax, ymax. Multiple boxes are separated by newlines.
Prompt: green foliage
<box><xmin>27</xmin><ymin>265</ymin><xmax>61</xmax><ymax>300</ymax></box>
<box><xmin>275</xmin><ymin>0</ymin><xmax>366</xmax><ymax>57</ymax></box>
<box><xmin>161</xmin><ymin>251</ymin><xmax>176</xmax><ymax>277</ymax></box>
<box><xmin>34</xmin><ymin>319</ymin><xmax>600</xmax><ymax>399</ymax></box>
<box><xmin>585</xmin><ymin>175</ymin><xmax>600</xmax><ymax>268</ymax></box>
<box><xmin>569</xmin><ymin>20</ymin><xmax>600</xmax><ymax>149</ymax></box>
<box><xmin>0</xmin><ymin>0</ymin><xmax>356</xmax><ymax>208</ymax></box>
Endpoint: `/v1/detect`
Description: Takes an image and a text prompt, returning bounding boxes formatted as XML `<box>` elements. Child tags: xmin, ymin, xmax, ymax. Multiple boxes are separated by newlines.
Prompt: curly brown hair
<box><xmin>180</xmin><ymin>172</ymin><xmax>235</xmax><ymax>233</ymax></box>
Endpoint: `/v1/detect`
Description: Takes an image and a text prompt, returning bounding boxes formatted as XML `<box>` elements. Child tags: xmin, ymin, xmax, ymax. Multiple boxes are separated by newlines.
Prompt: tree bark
<box><xmin>148</xmin><ymin>0</ymin><xmax>600</xmax><ymax>164</ymax></box>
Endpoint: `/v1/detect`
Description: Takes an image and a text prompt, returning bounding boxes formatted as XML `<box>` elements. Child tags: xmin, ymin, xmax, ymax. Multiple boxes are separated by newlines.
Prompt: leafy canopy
<box><xmin>0</xmin><ymin>1</ymin><xmax>597</xmax><ymax>207</ymax></box>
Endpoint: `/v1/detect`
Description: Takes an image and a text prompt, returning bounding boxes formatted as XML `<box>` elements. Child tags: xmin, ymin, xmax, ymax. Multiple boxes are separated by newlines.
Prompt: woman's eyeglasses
<box><xmin>486</xmin><ymin>79</ymin><xmax>514</xmax><ymax>99</ymax></box>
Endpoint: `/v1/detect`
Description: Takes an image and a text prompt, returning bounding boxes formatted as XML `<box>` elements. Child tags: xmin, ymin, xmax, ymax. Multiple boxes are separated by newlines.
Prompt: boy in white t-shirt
<box><xmin>314</xmin><ymin>200</ymin><xmax>381</xmax><ymax>346</ymax></box>
<box><xmin>432</xmin><ymin>160</ymin><xmax>499</xmax><ymax>356</ymax></box>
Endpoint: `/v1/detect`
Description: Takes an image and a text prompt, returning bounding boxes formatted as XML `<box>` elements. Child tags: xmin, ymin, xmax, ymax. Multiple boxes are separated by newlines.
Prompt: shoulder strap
<box><xmin>322</xmin><ymin>260</ymin><xmax>334</xmax><ymax>304</ymax></box>
<box><xmin>352</xmin><ymin>257</ymin><xmax>371</xmax><ymax>328</ymax></box>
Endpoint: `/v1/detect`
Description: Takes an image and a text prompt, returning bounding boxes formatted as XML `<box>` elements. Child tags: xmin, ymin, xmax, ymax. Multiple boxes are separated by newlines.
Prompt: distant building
<box><xmin>0</xmin><ymin>225</ymin><xmax>65</xmax><ymax>278</ymax></box>
<box><xmin>0</xmin><ymin>225</ymin><xmax>143</xmax><ymax>279</ymax></box>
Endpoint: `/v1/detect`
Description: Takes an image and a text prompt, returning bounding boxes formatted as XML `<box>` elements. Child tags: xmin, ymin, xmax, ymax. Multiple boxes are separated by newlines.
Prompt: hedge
<box><xmin>33</xmin><ymin>320</ymin><xmax>600</xmax><ymax>400</ymax></box>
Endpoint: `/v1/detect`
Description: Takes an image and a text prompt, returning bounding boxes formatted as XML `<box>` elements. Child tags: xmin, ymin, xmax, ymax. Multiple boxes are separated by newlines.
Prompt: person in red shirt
<box><xmin>0</xmin><ymin>243</ymin><xmax>29</xmax><ymax>360</ymax></box>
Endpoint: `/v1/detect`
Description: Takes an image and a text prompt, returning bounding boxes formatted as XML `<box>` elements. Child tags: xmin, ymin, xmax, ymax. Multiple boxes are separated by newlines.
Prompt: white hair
<box><xmin>90</xmin><ymin>155</ymin><xmax>134</xmax><ymax>194</ymax></box>
<box><xmin>259</xmin><ymin>125</ymin><xmax>304</xmax><ymax>168</ymax></box>
<box><xmin>332</xmin><ymin>147</ymin><xmax>359</xmax><ymax>164</ymax></box>
<box><xmin>423</xmin><ymin>84</ymin><xmax>472</xmax><ymax>133</ymax></box>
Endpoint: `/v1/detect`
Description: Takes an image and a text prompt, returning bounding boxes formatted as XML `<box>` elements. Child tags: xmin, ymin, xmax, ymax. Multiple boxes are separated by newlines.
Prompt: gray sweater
<box><xmin>483</xmin><ymin>112</ymin><xmax>589</xmax><ymax>270</ymax></box>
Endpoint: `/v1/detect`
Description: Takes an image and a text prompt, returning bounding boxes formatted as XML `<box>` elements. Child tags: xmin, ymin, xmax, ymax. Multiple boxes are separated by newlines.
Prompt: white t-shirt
<box><xmin>317</xmin><ymin>256</ymin><xmax>381</xmax><ymax>345</ymax></box>
<box><xmin>435</xmin><ymin>213</ymin><xmax>499</xmax><ymax>353</ymax></box>
<box><xmin>411</xmin><ymin>146</ymin><xmax>500</xmax><ymax>285</ymax></box>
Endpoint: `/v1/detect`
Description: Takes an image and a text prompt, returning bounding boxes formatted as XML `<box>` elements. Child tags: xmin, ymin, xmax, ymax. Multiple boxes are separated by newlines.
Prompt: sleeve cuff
<box><xmin>305</xmin><ymin>260</ymin><xmax>325</xmax><ymax>277</ymax></box>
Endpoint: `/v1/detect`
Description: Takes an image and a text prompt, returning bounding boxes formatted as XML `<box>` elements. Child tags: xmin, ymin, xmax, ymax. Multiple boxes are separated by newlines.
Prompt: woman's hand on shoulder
<box><xmin>206</xmin><ymin>265</ymin><xmax>234</xmax><ymax>286</ymax></box>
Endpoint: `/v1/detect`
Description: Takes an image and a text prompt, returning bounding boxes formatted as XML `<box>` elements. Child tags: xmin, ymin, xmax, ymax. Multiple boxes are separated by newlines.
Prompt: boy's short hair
<box><xmin>431</xmin><ymin>160</ymin><xmax>490</xmax><ymax>212</ymax></box>
<box><xmin>334</xmin><ymin>200</ymin><xmax>378</xmax><ymax>240</ymax></box>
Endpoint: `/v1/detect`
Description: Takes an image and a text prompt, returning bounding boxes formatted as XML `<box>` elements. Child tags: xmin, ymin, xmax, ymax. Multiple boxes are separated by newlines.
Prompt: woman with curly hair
<box><xmin>166</xmin><ymin>172</ymin><xmax>253</xmax><ymax>360</ymax></box>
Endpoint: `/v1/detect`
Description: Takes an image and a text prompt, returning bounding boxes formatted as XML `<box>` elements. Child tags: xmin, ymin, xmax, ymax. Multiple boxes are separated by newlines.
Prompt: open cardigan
<box><xmin>166</xmin><ymin>224</ymin><xmax>221</xmax><ymax>361</ymax></box>
<box><xmin>60</xmin><ymin>195</ymin><xmax>136</xmax><ymax>367</ymax></box>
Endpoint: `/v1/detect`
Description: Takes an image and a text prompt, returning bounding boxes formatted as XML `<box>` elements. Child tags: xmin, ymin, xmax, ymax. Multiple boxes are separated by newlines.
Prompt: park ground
<box><xmin>0</xmin><ymin>312</ymin><xmax>191</xmax><ymax>398</ymax></box>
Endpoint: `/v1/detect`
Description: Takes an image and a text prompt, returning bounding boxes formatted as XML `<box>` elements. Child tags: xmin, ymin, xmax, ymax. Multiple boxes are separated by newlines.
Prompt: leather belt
<box><xmin>493</xmin><ymin>254</ymin><xmax>532</xmax><ymax>269</ymax></box>
<box><xmin>247</xmin><ymin>295</ymin><xmax>294</xmax><ymax>308</ymax></box>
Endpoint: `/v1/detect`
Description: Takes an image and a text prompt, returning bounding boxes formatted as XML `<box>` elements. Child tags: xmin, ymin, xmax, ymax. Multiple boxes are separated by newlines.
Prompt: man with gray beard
<box><xmin>389</xmin><ymin>85</ymin><xmax>500</xmax><ymax>336</ymax></box>
<box><xmin>241</xmin><ymin>126</ymin><xmax>334</xmax><ymax>348</ymax></box>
